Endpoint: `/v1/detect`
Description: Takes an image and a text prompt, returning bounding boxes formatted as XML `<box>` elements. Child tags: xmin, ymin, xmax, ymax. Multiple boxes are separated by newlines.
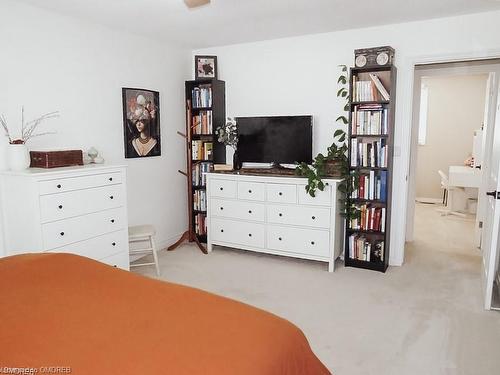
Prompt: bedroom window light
<box><xmin>418</xmin><ymin>83</ymin><xmax>429</xmax><ymax>146</ymax></box>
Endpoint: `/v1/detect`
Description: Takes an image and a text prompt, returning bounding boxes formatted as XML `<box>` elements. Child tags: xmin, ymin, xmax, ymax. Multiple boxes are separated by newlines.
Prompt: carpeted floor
<box><xmin>134</xmin><ymin>203</ymin><xmax>500</xmax><ymax>375</ymax></box>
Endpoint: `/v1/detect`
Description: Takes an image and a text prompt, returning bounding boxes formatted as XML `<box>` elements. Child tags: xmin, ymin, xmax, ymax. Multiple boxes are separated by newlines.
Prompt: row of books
<box><xmin>351</xmin><ymin>171</ymin><xmax>388</xmax><ymax>202</ymax></box>
<box><xmin>192</xmin><ymin>110</ymin><xmax>213</xmax><ymax>135</ymax></box>
<box><xmin>350</xmin><ymin>138</ymin><xmax>388</xmax><ymax>168</ymax></box>
<box><xmin>192</xmin><ymin>85</ymin><xmax>212</xmax><ymax>108</ymax></box>
<box><xmin>349</xmin><ymin>204</ymin><xmax>386</xmax><ymax>233</ymax></box>
<box><xmin>352</xmin><ymin>74</ymin><xmax>390</xmax><ymax>102</ymax></box>
<box><xmin>348</xmin><ymin>235</ymin><xmax>385</xmax><ymax>262</ymax></box>
<box><xmin>194</xmin><ymin>213</ymin><xmax>207</xmax><ymax>236</ymax></box>
<box><xmin>192</xmin><ymin>162</ymin><xmax>212</xmax><ymax>187</ymax></box>
<box><xmin>193</xmin><ymin>190</ymin><xmax>207</xmax><ymax>211</ymax></box>
<box><xmin>352</xmin><ymin>105</ymin><xmax>389</xmax><ymax>135</ymax></box>
<box><xmin>192</xmin><ymin>141</ymin><xmax>213</xmax><ymax>161</ymax></box>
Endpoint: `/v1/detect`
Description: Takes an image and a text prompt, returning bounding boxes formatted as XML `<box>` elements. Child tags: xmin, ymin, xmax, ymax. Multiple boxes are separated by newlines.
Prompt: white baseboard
<box><xmin>415</xmin><ymin>197</ymin><xmax>442</xmax><ymax>204</ymax></box>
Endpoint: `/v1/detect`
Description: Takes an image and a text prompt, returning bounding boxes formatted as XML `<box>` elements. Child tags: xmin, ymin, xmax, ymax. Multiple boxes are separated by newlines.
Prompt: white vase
<box><xmin>7</xmin><ymin>144</ymin><xmax>30</xmax><ymax>171</ymax></box>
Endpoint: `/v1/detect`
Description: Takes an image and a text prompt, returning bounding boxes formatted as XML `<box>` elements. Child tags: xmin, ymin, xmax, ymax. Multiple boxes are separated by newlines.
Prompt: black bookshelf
<box><xmin>345</xmin><ymin>65</ymin><xmax>397</xmax><ymax>272</ymax></box>
<box><xmin>168</xmin><ymin>79</ymin><xmax>226</xmax><ymax>253</ymax></box>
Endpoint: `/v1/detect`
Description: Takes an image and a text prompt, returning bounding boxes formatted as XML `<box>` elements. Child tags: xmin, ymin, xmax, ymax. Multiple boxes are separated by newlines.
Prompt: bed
<box><xmin>0</xmin><ymin>253</ymin><xmax>330</xmax><ymax>374</ymax></box>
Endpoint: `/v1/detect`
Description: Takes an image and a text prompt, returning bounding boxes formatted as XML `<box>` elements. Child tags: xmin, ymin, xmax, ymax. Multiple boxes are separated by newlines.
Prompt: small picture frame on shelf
<box><xmin>195</xmin><ymin>55</ymin><xmax>217</xmax><ymax>80</ymax></box>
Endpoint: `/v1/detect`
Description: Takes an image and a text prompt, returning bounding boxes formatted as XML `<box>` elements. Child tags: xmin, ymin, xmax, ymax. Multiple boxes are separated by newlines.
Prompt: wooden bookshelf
<box><xmin>345</xmin><ymin>65</ymin><xmax>397</xmax><ymax>272</ymax></box>
<box><xmin>168</xmin><ymin>79</ymin><xmax>226</xmax><ymax>253</ymax></box>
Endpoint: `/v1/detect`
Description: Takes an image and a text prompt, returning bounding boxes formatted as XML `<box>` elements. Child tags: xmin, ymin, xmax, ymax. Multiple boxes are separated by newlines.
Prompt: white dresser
<box><xmin>0</xmin><ymin>165</ymin><xmax>130</xmax><ymax>270</ymax></box>
<box><xmin>206</xmin><ymin>173</ymin><xmax>343</xmax><ymax>272</ymax></box>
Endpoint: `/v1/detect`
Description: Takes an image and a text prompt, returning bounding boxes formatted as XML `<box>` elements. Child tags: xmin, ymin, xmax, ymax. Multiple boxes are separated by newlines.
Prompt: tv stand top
<box><xmin>213</xmin><ymin>167</ymin><xmax>298</xmax><ymax>177</ymax></box>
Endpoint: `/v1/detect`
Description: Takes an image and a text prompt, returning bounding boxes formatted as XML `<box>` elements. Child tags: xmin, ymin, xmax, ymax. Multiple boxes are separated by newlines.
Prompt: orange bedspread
<box><xmin>0</xmin><ymin>253</ymin><xmax>330</xmax><ymax>374</ymax></box>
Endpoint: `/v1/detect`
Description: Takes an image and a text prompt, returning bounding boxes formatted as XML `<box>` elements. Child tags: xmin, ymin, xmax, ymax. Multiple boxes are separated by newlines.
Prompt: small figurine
<box><xmin>86</xmin><ymin>147</ymin><xmax>104</xmax><ymax>164</ymax></box>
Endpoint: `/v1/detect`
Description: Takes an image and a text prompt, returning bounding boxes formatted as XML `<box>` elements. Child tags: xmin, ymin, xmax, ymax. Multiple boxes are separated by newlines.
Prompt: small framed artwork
<box><xmin>122</xmin><ymin>87</ymin><xmax>161</xmax><ymax>158</ymax></box>
<box><xmin>195</xmin><ymin>55</ymin><xmax>218</xmax><ymax>80</ymax></box>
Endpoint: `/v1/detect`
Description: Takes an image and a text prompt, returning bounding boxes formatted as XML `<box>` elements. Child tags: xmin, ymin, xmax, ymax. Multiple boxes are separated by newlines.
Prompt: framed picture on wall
<box><xmin>122</xmin><ymin>88</ymin><xmax>161</xmax><ymax>158</ymax></box>
<box><xmin>195</xmin><ymin>55</ymin><xmax>218</xmax><ymax>80</ymax></box>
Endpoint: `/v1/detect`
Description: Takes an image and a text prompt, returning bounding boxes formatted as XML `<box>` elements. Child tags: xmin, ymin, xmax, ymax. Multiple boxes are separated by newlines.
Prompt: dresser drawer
<box><xmin>237</xmin><ymin>181</ymin><xmax>265</xmax><ymax>201</ymax></box>
<box><xmin>211</xmin><ymin>199</ymin><xmax>265</xmax><ymax>222</ymax></box>
<box><xmin>38</xmin><ymin>171</ymin><xmax>123</xmax><ymax>195</ymax></box>
<box><xmin>42</xmin><ymin>207</ymin><xmax>127</xmax><ymax>250</ymax></box>
<box><xmin>266</xmin><ymin>183</ymin><xmax>297</xmax><ymax>204</ymax></box>
<box><xmin>210</xmin><ymin>179</ymin><xmax>237</xmax><ymax>199</ymax></box>
<box><xmin>267</xmin><ymin>204</ymin><xmax>330</xmax><ymax>229</ymax></box>
<box><xmin>298</xmin><ymin>184</ymin><xmax>332</xmax><ymax>206</ymax></box>
<box><xmin>211</xmin><ymin>218</ymin><xmax>265</xmax><ymax>248</ymax></box>
<box><xmin>267</xmin><ymin>225</ymin><xmax>330</xmax><ymax>257</ymax></box>
<box><xmin>46</xmin><ymin>230</ymin><xmax>128</xmax><ymax>261</ymax></box>
<box><xmin>100</xmin><ymin>251</ymin><xmax>130</xmax><ymax>271</ymax></box>
<box><xmin>39</xmin><ymin>185</ymin><xmax>125</xmax><ymax>223</ymax></box>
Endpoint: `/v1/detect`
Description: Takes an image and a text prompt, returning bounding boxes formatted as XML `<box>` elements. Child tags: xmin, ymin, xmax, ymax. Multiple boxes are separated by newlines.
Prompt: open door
<box><xmin>481</xmin><ymin>75</ymin><xmax>500</xmax><ymax>310</ymax></box>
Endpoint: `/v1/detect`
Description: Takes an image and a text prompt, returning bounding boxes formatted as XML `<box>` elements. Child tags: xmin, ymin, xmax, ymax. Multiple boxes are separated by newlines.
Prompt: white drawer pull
<box><xmin>278</xmin><ymin>192</ymin><xmax>283</xmax><ymax>196</ymax></box>
<box><xmin>248</xmin><ymin>189</ymin><xmax>252</xmax><ymax>193</ymax></box>
<box><xmin>110</xmin><ymin>219</ymin><xmax>115</xmax><ymax>223</ymax></box>
<box><xmin>248</xmin><ymin>210</ymin><xmax>252</xmax><ymax>214</ymax></box>
<box><xmin>60</xmin><ymin>232</ymin><xmax>65</xmax><ymax>236</ymax></box>
<box><xmin>311</xmin><ymin>241</ymin><xmax>315</xmax><ymax>245</ymax></box>
<box><xmin>278</xmin><ymin>237</ymin><xmax>282</xmax><ymax>241</ymax></box>
<box><xmin>248</xmin><ymin>233</ymin><xmax>252</xmax><ymax>237</ymax></box>
<box><xmin>112</xmin><ymin>242</ymin><xmax>116</xmax><ymax>246</ymax></box>
<box><xmin>220</xmin><ymin>229</ymin><xmax>224</xmax><ymax>233</ymax></box>
<box><xmin>109</xmin><ymin>177</ymin><xmax>113</xmax><ymax>181</ymax></box>
<box><xmin>57</xmin><ymin>184</ymin><xmax>62</xmax><ymax>189</ymax></box>
<box><xmin>220</xmin><ymin>207</ymin><xmax>224</xmax><ymax>210</ymax></box>
<box><xmin>110</xmin><ymin>195</ymin><xmax>114</xmax><ymax>199</ymax></box>
<box><xmin>219</xmin><ymin>187</ymin><xmax>223</xmax><ymax>191</ymax></box>
<box><xmin>312</xmin><ymin>216</ymin><xmax>316</xmax><ymax>220</ymax></box>
<box><xmin>58</xmin><ymin>205</ymin><xmax>63</xmax><ymax>209</ymax></box>
<box><xmin>279</xmin><ymin>213</ymin><xmax>283</xmax><ymax>217</ymax></box>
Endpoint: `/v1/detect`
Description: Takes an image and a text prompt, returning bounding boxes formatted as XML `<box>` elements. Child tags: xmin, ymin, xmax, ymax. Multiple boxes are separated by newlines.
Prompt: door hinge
<box><xmin>486</xmin><ymin>191</ymin><xmax>500</xmax><ymax>199</ymax></box>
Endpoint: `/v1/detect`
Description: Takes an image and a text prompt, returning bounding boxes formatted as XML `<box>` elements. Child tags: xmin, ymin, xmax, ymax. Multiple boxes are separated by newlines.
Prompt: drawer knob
<box><xmin>279</xmin><ymin>192</ymin><xmax>283</xmax><ymax>196</ymax></box>
<box><xmin>279</xmin><ymin>213</ymin><xmax>283</xmax><ymax>217</ymax></box>
<box><xmin>60</xmin><ymin>232</ymin><xmax>65</xmax><ymax>236</ymax></box>
<box><xmin>279</xmin><ymin>237</ymin><xmax>282</xmax><ymax>241</ymax></box>
<box><xmin>110</xmin><ymin>219</ymin><xmax>115</xmax><ymax>223</ymax></box>
<box><xmin>110</xmin><ymin>196</ymin><xmax>114</xmax><ymax>199</ymax></box>
<box><xmin>219</xmin><ymin>187</ymin><xmax>223</xmax><ymax>191</ymax></box>
<box><xmin>248</xmin><ymin>233</ymin><xmax>252</xmax><ymax>237</ymax></box>
<box><xmin>58</xmin><ymin>205</ymin><xmax>63</xmax><ymax>209</ymax></box>
<box><xmin>248</xmin><ymin>210</ymin><xmax>252</xmax><ymax>214</ymax></box>
<box><xmin>57</xmin><ymin>184</ymin><xmax>62</xmax><ymax>189</ymax></box>
<box><xmin>112</xmin><ymin>242</ymin><xmax>116</xmax><ymax>246</ymax></box>
<box><xmin>220</xmin><ymin>229</ymin><xmax>224</xmax><ymax>233</ymax></box>
<box><xmin>109</xmin><ymin>177</ymin><xmax>113</xmax><ymax>181</ymax></box>
<box><xmin>248</xmin><ymin>189</ymin><xmax>252</xmax><ymax>193</ymax></box>
<box><xmin>311</xmin><ymin>241</ymin><xmax>315</xmax><ymax>245</ymax></box>
<box><xmin>312</xmin><ymin>216</ymin><xmax>316</xmax><ymax>220</ymax></box>
<box><xmin>220</xmin><ymin>207</ymin><xmax>224</xmax><ymax>210</ymax></box>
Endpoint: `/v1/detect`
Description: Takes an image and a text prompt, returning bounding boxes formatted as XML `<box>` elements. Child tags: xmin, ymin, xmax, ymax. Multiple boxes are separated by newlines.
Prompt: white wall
<box><xmin>416</xmin><ymin>74</ymin><xmax>488</xmax><ymax>199</ymax></box>
<box><xmin>0</xmin><ymin>1</ymin><xmax>191</xmax><ymax>256</ymax></box>
<box><xmin>194</xmin><ymin>10</ymin><xmax>500</xmax><ymax>266</ymax></box>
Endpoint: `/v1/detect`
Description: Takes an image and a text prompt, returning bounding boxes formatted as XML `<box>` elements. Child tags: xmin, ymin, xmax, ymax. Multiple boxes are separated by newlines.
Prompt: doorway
<box><xmin>405</xmin><ymin>59</ymin><xmax>500</xmax><ymax>310</ymax></box>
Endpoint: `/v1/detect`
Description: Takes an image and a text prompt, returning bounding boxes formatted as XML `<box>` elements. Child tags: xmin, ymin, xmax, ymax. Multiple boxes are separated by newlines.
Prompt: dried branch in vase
<box><xmin>1</xmin><ymin>107</ymin><xmax>59</xmax><ymax>144</ymax></box>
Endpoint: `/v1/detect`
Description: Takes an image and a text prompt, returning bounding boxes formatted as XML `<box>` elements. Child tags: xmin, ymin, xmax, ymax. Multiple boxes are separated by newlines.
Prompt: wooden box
<box><xmin>30</xmin><ymin>150</ymin><xmax>84</xmax><ymax>168</ymax></box>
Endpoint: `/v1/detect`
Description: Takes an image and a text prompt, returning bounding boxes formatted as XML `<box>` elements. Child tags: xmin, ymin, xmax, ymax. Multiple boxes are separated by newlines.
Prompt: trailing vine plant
<box><xmin>295</xmin><ymin>65</ymin><xmax>358</xmax><ymax>219</ymax></box>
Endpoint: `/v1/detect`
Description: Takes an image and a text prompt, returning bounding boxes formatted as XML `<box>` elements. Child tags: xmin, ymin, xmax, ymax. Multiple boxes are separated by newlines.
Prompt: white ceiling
<box><xmin>15</xmin><ymin>0</ymin><xmax>500</xmax><ymax>48</ymax></box>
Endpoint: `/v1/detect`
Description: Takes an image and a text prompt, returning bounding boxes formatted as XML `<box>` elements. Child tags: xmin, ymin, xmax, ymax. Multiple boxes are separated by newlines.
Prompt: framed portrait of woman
<box><xmin>122</xmin><ymin>88</ymin><xmax>161</xmax><ymax>158</ymax></box>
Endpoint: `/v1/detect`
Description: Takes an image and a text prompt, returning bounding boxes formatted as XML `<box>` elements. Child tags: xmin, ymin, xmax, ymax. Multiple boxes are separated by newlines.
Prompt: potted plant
<box><xmin>216</xmin><ymin>117</ymin><xmax>240</xmax><ymax>170</ymax></box>
<box><xmin>296</xmin><ymin>65</ymin><xmax>358</xmax><ymax>217</ymax></box>
<box><xmin>1</xmin><ymin>107</ymin><xmax>59</xmax><ymax>170</ymax></box>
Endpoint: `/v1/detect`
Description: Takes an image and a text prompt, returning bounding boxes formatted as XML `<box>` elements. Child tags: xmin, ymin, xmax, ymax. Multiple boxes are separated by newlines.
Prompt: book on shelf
<box><xmin>191</xmin><ymin>140</ymin><xmax>213</xmax><ymax>160</ymax></box>
<box><xmin>192</xmin><ymin>162</ymin><xmax>212</xmax><ymax>187</ymax></box>
<box><xmin>348</xmin><ymin>234</ymin><xmax>384</xmax><ymax>262</ymax></box>
<box><xmin>213</xmin><ymin>164</ymin><xmax>233</xmax><ymax>171</ymax></box>
<box><xmin>351</xmin><ymin>170</ymin><xmax>387</xmax><ymax>202</ymax></box>
<box><xmin>192</xmin><ymin>110</ymin><xmax>213</xmax><ymax>135</ymax></box>
<box><xmin>351</xmin><ymin>105</ymin><xmax>388</xmax><ymax>135</ymax></box>
<box><xmin>349</xmin><ymin>204</ymin><xmax>386</xmax><ymax>233</ymax></box>
<box><xmin>193</xmin><ymin>190</ymin><xmax>207</xmax><ymax>211</ymax></box>
<box><xmin>194</xmin><ymin>213</ymin><xmax>207</xmax><ymax>236</ymax></box>
<box><xmin>350</xmin><ymin>138</ymin><xmax>388</xmax><ymax>168</ymax></box>
<box><xmin>192</xmin><ymin>84</ymin><xmax>212</xmax><ymax>108</ymax></box>
<box><xmin>352</xmin><ymin>74</ymin><xmax>390</xmax><ymax>102</ymax></box>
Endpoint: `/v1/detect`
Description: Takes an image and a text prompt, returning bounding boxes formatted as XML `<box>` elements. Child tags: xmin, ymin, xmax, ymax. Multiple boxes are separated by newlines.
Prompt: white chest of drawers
<box><xmin>0</xmin><ymin>165</ymin><xmax>130</xmax><ymax>270</ymax></box>
<box><xmin>206</xmin><ymin>173</ymin><xmax>343</xmax><ymax>272</ymax></box>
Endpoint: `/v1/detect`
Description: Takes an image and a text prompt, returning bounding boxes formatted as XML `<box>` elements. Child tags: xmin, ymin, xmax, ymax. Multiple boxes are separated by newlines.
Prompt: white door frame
<box><xmin>395</xmin><ymin>49</ymin><xmax>500</xmax><ymax>265</ymax></box>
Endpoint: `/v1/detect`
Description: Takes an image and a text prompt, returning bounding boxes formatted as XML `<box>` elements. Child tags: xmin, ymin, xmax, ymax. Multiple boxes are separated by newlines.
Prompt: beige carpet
<box><xmin>134</xmin><ymin>203</ymin><xmax>500</xmax><ymax>375</ymax></box>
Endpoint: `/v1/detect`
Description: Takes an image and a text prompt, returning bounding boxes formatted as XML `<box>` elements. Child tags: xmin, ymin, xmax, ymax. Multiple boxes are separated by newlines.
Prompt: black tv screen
<box><xmin>236</xmin><ymin>116</ymin><xmax>313</xmax><ymax>164</ymax></box>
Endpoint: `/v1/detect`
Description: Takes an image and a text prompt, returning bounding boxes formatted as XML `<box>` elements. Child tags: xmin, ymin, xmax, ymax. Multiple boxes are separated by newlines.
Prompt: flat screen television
<box><xmin>236</xmin><ymin>115</ymin><xmax>313</xmax><ymax>165</ymax></box>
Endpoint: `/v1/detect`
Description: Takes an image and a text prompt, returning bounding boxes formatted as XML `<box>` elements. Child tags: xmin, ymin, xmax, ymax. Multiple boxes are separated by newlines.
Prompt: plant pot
<box><xmin>324</xmin><ymin>159</ymin><xmax>343</xmax><ymax>177</ymax></box>
<box><xmin>233</xmin><ymin>150</ymin><xmax>242</xmax><ymax>170</ymax></box>
<box><xmin>7</xmin><ymin>143</ymin><xmax>30</xmax><ymax>171</ymax></box>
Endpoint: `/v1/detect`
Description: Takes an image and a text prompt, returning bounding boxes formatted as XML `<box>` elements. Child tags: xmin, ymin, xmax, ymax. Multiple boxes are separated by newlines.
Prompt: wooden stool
<box><xmin>128</xmin><ymin>225</ymin><xmax>160</xmax><ymax>276</ymax></box>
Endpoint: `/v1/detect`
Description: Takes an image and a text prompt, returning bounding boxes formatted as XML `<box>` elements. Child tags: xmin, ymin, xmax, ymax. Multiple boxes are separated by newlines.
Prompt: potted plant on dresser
<box><xmin>1</xmin><ymin>107</ymin><xmax>59</xmax><ymax>171</ymax></box>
